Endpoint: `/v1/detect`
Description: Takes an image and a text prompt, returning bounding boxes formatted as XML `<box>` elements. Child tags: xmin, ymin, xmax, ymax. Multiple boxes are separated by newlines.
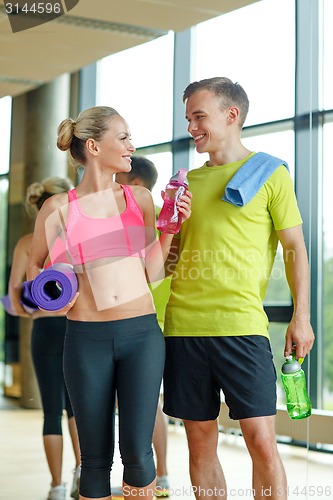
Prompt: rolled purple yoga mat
<box><xmin>0</xmin><ymin>282</ymin><xmax>38</xmax><ymax>315</ymax></box>
<box><xmin>29</xmin><ymin>263</ymin><xmax>78</xmax><ymax>311</ymax></box>
<box><xmin>0</xmin><ymin>264</ymin><xmax>78</xmax><ymax>315</ymax></box>
<box><xmin>21</xmin><ymin>280</ymin><xmax>39</xmax><ymax>313</ymax></box>
<box><xmin>0</xmin><ymin>294</ymin><xmax>17</xmax><ymax>316</ymax></box>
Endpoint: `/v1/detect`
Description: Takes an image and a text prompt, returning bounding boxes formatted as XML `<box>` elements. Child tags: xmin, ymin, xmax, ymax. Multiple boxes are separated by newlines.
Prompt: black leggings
<box><xmin>31</xmin><ymin>317</ymin><xmax>74</xmax><ymax>435</ymax></box>
<box><xmin>64</xmin><ymin>314</ymin><xmax>165</xmax><ymax>498</ymax></box>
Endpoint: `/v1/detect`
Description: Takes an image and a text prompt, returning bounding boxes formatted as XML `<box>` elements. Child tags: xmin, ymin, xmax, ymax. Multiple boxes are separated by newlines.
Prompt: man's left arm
<box><xmin>277</xmin><ymin>225</ymin><xmax>315</xmax><ymax>360</ymax></box>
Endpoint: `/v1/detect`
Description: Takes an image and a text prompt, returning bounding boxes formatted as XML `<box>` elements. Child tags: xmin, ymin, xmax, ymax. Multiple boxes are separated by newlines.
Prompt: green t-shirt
<box><xmin>148</xmin><ymin>205</ymin><xmax>171</xmax><ymax>331</ymax></box>
<box><xmin>149</xmin><ymin>276</ymin><xmax>172</xmax><ymax>331</ymax></box>
<box><xmin>164</xmin><ymin>156</ymin><xmax>302</xmax><ymax>338</ymax></box>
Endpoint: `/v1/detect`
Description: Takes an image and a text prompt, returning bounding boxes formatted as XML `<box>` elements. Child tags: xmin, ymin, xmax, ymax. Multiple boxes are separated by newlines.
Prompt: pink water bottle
<box><xmin>156</xmin><ymin>168</ymin><xmax>188</xmax><ymax>234</ymax></box>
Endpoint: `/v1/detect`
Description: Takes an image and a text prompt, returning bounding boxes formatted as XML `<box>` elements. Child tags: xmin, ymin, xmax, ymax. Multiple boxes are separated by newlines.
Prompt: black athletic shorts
<box><xmin>163</xmin><ymin>335</ymin><xmax>277</xmax><ymax>421</ymax></box>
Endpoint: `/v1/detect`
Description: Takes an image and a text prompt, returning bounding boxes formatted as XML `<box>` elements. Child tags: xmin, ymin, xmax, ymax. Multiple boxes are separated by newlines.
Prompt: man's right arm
<box><xmin>277</xmin><ymin>225</ymin><xmax>315</xmax><ymax>360</ymax></box>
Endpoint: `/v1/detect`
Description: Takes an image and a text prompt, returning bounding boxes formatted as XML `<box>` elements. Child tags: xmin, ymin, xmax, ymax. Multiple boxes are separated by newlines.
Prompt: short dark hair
<box><xmin>183</xmin><ymin>77</ymin><xmax>249</xmax><ymax>128</ymax></box>
<box><xmin>127</xmin><ymin>156</ymin><xmax>158</xmax><ymax>191</ymax></box>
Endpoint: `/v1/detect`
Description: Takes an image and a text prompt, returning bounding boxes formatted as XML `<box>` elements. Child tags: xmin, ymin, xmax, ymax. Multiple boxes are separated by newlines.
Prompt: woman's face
<box><xmin>96</xmin><ymin>115</ymin><xmax>135</xmax><ymax>172</ymax></box>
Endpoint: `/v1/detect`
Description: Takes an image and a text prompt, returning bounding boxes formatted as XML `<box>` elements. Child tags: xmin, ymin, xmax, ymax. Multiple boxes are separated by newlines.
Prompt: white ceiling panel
<box><xmin>0</xmin><ymin>0</ymin><xmax>258</xmax><ymax>98</ymax></box>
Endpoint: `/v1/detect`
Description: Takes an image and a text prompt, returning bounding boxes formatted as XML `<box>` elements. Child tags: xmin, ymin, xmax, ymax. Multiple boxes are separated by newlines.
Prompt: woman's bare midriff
<box><xmin>67</xmin><ymin>257</ymin><xmax>157</xmax><ymax>322</ymax></box>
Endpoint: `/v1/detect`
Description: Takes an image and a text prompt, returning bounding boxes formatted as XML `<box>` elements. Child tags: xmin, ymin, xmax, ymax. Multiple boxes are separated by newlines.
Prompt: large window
<box><xmin>318</xmin><ymin>0</ymin><xmax>333</xmax><ymax>411</ymax></box>
<box><xmin>242</xmin><ymin>130</ymin><xmax>295</xmax><ymax>178</ymax></box>
<box><xmin>322</xmin><ymin>0</ymin><xmax>333</xmax><ymax>410</ymax></box>
<box><xmin>97</xmin><ymin>32</ymin><xmax>174</xmax><ymax>149</ymax></box>
<box><xmin>134</xmin><ymin>148</ymin><xmax>173</xmax><ymax>208</ymax></box>
<box><xmin>323</xmin><ymin>0</ymin><xmax>333</xmax><ymax>110</ymax></box>
<box><xmin>322</xmin><ymin>122</ymin><xmax>333</xmax><ymax>410</ymax></box>
<box><xmin>193</xmin><ymin>0</ymin><xmax>295</xmax><ymax>126</ymax></box>
<box><xmin>0</xmin><ymin>97</ymin><xmax>11</xmax><ymax>175</ymax></box>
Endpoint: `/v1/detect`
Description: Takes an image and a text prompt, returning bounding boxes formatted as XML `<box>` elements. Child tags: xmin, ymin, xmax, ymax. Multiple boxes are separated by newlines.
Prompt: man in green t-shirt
<box><xmin>163</xmin><ymin>77</ymin><xmax>315</xmax><ymax>500</ymax></box>
<box><xmin>116</xmin><ymin>156</ymin><xmax>171</xmax><ymax>497</ymax></box>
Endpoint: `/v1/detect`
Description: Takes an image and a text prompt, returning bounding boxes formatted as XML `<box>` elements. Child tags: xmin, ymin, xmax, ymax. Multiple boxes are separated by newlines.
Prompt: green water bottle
<box><xmin>281</xmin><ymin>355</ymin><xmax>312</xmax><ymax>420</ymax></box>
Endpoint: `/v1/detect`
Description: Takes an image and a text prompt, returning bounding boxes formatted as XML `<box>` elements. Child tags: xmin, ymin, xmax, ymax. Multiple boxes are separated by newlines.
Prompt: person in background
<box><xmin>116</xmin><ymin>155</ymin><xmax>171</xmax><ymax>496</ymax></box>
<box><xmin>163</xmin><ymin>77</ymin><xmax>315</xmax><ymax>500</ymax></box>
<box><xmin>8</xmin><ymin>177</ymin><xmax>81</xmax><ymax>500</ymax></box>
<box><xmin>26</xmin><ymin>106</ymin><xmax>191</xmax><ymax>500</ymax></box>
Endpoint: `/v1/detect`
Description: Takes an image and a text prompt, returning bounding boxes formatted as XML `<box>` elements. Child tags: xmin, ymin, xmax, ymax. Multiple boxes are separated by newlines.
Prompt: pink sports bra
<box><xmin>64</xmin><ymin>185</ymin><xmax>146</xmax><ymax>266</ymax></box>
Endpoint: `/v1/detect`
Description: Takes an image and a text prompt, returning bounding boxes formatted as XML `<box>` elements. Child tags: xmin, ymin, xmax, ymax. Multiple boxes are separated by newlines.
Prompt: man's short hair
<box><xmin>183</xmin><ymin>77</ymin><xmax>249</xmax><ymax>128</ymax></box>
<box><xmin>128</xmin><ymin>156</ymin><xmax>158</xmax><ymax>191</ymax></box>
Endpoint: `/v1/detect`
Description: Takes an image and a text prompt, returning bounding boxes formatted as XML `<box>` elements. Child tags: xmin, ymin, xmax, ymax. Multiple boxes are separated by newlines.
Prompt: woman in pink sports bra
<box><xmin>27</xmin><ymin>106</ymin><xmax>191</xmax><ymax>500</ymax></box>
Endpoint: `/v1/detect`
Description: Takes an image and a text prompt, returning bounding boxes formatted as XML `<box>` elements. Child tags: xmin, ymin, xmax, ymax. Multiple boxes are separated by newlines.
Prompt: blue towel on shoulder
<box><xmin>222</xmin><ymin>152</ymin><xmax>289</xmax><ymax>207</ymax></box>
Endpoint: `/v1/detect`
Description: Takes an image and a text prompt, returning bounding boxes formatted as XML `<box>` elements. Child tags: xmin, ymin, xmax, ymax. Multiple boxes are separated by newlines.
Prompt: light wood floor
<box><xmin>1</xmin><ymin>396</ymin><xmax>333</xmax><ymax>500</ymax></box>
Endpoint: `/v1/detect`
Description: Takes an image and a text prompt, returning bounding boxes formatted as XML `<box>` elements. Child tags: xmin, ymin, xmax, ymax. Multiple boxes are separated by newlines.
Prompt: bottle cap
<box><xmin>170</xmin><ymin>168</ymin><xmax>188</xmax><ymax>186</ymax></box>
<box><xmin>281</xmin><ymin>355</ymin><xmax>302</xmax><ymax>374</ymax></box>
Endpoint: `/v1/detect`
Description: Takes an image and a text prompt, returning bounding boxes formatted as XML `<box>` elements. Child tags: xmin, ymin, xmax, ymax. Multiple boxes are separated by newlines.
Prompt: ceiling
<box><xmin>0</xmin><ymin>0</ymin><xmax>258</xmax><ymax>98</ymax></box>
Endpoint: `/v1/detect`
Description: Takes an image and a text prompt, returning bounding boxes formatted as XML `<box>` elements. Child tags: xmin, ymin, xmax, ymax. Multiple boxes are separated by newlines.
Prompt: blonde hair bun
<box><xmin>25</xmin><ymin>176</ymin><xmax>73</xmax><ymax>216</ymax></box>
<box><xmin>57</xmin><ymin>118</ymin><xmax>75</xmax><ymax>151</ymax></box>
<box><xmin>26</xmin><ymin>181</ymin><xmax>45</xmax><ymax>207</ymax></box>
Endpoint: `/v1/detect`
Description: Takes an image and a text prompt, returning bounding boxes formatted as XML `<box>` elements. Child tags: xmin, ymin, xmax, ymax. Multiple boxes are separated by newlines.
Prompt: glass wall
<box><xmin>97</xmin><ymin>32</ymin><xmax>174</xmax><ymax>149</ymax></box>
<box><xmin>323</xmin><ymin>0</ymin><xmax>333</xmax><ymax>110</ymax></box>
<box><xmin>0</xmin><ymin>97</ymin><xmax>12</xmax><ymax>176</ymax></box>
<box><xmin>322</xmin><ymin>122</ymin><xmax>333</xmax><ymax>410</ymax></box>
<box><xmin>134</xmin><ymin>148</ymin><xmax>173</xmax><ymax>208</ymax></box>
<box><xmin>0</xmin><ymin>96</ymin><xmax>12</xmax><ymax>368</ymax></box>
<box><xmin>193</xmin><ymin>0</ymin><xmax>295</xmax><ymax>126</ymax></box>
<box><xmin>321</xmin><ymin>0</ymin><xmax>333</xmax><ymax>410</ymax></box>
